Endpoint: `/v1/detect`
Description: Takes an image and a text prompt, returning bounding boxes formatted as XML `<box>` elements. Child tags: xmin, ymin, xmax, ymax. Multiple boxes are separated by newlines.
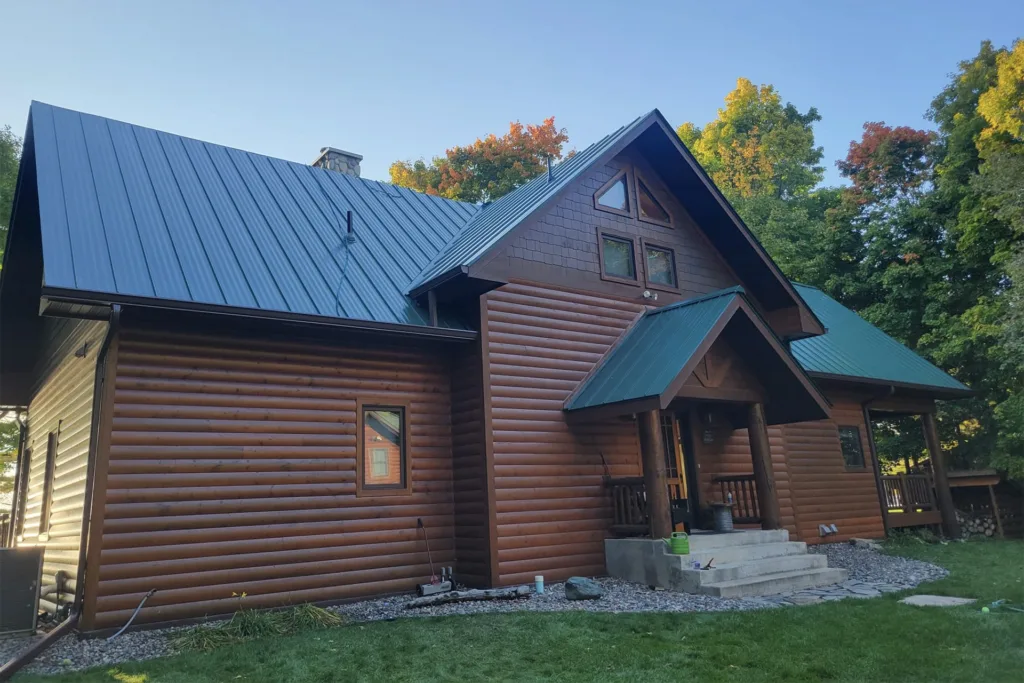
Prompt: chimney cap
<box><xmin>316</xmin><ymin>147</ymin><xmax>363</xmax><ymax>162</ymax></box>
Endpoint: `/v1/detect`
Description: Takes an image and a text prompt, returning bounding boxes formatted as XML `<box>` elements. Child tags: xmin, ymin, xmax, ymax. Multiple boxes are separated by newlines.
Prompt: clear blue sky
<box><xmin>3</xmin><ymin>1</ymin><xmax>1021</xmax><ymax>186</ymax></box>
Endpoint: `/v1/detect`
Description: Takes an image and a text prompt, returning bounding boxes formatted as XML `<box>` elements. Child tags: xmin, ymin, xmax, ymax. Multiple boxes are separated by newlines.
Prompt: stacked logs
<box><xmin>955</xmin><ymin>509</ymin><xmax>998</xmax><ymax>537</ymax></box>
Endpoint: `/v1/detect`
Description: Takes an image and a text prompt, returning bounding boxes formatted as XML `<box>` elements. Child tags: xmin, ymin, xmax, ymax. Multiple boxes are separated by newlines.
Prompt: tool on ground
<box><xmin>416</xmin><ymin>518</ymin><xmax>452</xmax><ymax>596</ymax></box>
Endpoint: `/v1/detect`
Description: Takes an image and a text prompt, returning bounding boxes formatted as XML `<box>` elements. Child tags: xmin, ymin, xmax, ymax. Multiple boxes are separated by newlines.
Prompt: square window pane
<box><xmin>363</xmin><ymin>408</ymin><xmax>404</xmax><ymax>487</ymax></box>
<box><xmin>602</xmin><ymin>235</ymin><xmax>635</xmax><ymax>280</ymax></box>
<box><xmin>838</xmin><ymin>426</ymin><xmax>865</xmax><ymax>468</ymax></box>
<box><xmin>646</xmin><ymin>246</ymin><xmax>676</xmax><ymax>287</ymax></box>
<box><xmin>597</xmin><ymin>176</ymin><xmax>629</xmax><ymax>212</ymax></box>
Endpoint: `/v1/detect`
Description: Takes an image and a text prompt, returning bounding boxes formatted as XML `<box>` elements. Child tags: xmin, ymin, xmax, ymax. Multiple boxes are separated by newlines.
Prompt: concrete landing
<box><xmin>605</xmin><ymin>530</ymin><xmax>849</xmax><ymax>598</ymax></box>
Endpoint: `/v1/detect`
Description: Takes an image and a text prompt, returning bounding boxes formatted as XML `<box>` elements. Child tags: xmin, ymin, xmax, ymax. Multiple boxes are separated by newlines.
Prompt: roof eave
<box><xmin>808</xmin><ymin>371</ymin><xmax>975</xmax><ymax>399</ymax></box>
<box><xmin>40</xmin><ymin>287</ymin><xmax>478</xmax><ymax>342</ymax></box>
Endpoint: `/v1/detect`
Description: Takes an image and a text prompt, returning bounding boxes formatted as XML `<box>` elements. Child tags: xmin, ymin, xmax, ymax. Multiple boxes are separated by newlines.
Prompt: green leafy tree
<box><xmin>0</xmin><ymin>124</ymin><xmax>23</xmax><ymax>268</ymax></box>
<box><xmin>390</xmin><ymin>118</ymin><xmax>569</xmax><ymax>203</ymax></box>
<box><xmin>0</xmin><ymin>414</ymin><xmax>19</xmax><ymax>496</ymax></box>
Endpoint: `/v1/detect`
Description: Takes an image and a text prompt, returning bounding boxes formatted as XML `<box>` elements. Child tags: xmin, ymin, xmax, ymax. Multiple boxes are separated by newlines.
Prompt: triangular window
<box><xmin>595</xmin><ymin>173</ymin><xmax>630</xmax><ymax>215</ymax></box>
<box><xmin>637</xmin><ymin>178</ymin><xmax>671</xmax><ymax>226</ymax></box>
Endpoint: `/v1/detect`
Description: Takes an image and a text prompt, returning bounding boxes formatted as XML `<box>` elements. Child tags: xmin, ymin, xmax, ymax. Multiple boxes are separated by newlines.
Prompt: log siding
<box><xmin>86</xmin><ymin>326</ymin><xmax>455</xmax><ymax>629</ymax></box>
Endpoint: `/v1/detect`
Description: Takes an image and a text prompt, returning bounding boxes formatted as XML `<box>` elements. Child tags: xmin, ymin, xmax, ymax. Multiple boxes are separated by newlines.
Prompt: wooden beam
<box><xmin>862</xmin><ymin>404</ymin><xmax>890</xmax><ymax>535</ymax></box>
<box><xmin>988</xmin><ymin>485</ymin><xmax>1005</xmax><ymax>538</ymax></box>
<box><xmin>638</xmin><ymin>409</ymin><xmax>672</xmax><ymax>539</ymax></box>
<box><xmin>747</xmin><ymin>402</ymin><xmax>781</xmax><ymax>530</ymax></box>
<box><xmin>921</xmin><ymin>412</ymin><xmax>961</xmax><ymax>538</ymax></box>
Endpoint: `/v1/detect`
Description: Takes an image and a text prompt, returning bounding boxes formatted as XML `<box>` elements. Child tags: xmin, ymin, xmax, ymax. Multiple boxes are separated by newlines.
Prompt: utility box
<box><xmin>0</xmin><ymin>548</ymin><xmax>43</xmax><ymax>635</ymax></box>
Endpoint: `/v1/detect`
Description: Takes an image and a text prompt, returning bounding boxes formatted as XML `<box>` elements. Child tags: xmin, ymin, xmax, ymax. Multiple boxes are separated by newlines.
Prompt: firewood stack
<box><xmin>955</xmin><ymin>509</ymin><xmax>998</xmax><ymax>537</ymax></box>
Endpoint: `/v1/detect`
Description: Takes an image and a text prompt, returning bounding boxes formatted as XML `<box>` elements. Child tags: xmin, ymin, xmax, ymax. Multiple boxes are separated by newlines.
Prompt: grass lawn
<box><xmin>17</xmin><ymin>539</ymin><xmax>1024</xmax><ymax>683</ymax></box>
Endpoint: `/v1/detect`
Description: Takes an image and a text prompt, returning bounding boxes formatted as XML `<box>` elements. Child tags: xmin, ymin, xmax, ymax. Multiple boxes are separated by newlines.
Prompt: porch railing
<box><xmin>606</xmin><ymin>477</ymin><xmax>649</xmax><ymax>536</ymax></box>
<box><xmin>711</xmin><ymin>474</ymin><xmax>761</xmax><ymax>524</ymax></box>
<box><xmin>881</xmin><ymin>474</ymin><xmax>942</xmax><ymax>527</ymax></box>
<box><xmin>0</xmin><ymin>512</ymin><xmax>10</xmax><ymax>548</ymax></box>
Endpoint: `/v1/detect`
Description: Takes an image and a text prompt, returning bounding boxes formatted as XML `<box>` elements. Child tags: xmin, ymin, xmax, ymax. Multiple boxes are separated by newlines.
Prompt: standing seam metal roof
<box><xmin>29</xmin><ymin>101</ymin><xmax>480</xmax><ymax>331</ymax></box>
<box><xmin>791</xmin><ymin>284</ymin><xmax>970</xmax><ymax>393</ymax></box>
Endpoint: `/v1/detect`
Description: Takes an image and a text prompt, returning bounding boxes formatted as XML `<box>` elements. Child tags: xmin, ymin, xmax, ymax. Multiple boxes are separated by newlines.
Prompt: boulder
<box><xmin>565</xmin><ymin>577</ymin><xmax>603</xmax><ymax>601</ymax></box>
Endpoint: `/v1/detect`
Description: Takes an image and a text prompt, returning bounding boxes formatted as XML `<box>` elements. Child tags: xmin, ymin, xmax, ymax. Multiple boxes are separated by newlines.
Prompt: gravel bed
<box><xmin>9</xmin><ymin>543</ymin><xmax>949</xmax><ymax>677</ymax></box>
<box><xmin>809</xmin><ymin>542</ymin><xmax>948</xmax><ymax>586</ymax></box>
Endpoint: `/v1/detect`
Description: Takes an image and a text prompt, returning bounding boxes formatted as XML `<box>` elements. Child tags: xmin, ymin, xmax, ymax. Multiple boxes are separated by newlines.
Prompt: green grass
<box><xmin>18</xmin><ymin>540</ymin><xmax>1024</xmax><ymax>682</ymax></box>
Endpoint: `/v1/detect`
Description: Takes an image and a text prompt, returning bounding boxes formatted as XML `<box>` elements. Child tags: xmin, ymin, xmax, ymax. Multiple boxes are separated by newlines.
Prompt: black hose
<box><xmin>106</xmin><ymin>589</ymin><xmax>156</xmax><ymax>641</ymax></box>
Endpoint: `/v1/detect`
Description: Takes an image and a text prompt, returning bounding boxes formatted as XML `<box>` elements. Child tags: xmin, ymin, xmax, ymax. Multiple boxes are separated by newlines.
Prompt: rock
<box><xmin>565</xmin><ymin>576</ymin><xmax>604</xmax><ymax>600</ymax></box>
<box><xmin>900</xmin><ymin>595</ymin><xmax>976</xmax><ymax>607</ymax></box>
<box><xmin>849</xmin><ymin>538</ymin><xmax>882</xmax><ymax>551</ymax></box>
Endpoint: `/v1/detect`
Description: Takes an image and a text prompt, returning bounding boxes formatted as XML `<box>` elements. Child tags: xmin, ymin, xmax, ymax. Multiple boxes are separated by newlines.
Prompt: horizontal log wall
<box><xmin>484</xmin><ymin>282</ymin><xmax>645</xmax><ymax>586</ymax></box>
<box><xmin>17</xmin><ymin>318</ymin><xmax>107</xmax><ymax>614</ymax></box>
<box><xmin>783</xmin><ymin>394</ymin><xmax>885</xmax><ymax>543</ymax></box>
<box><xmin>87</xmin><ymin>327</ymin><xmax>454</xmax><ymax>629</ymax></box>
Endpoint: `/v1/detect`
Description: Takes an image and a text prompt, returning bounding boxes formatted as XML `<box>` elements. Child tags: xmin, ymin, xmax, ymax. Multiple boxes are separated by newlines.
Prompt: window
<box><xmin>636</xmin><ymin>177</ymin><xmax>671</xmax><ymax>226</ymax></box>
<box><xmin>838</xmin><ymin>426</ymin><xmax>865</xmax><ymax>469</ymax></box>
<box><xmin>599</xmin><ymin>232</ymin><xmax>637</xmax><ymax>283</ymax></box>
<box><xmin>594</xmin><ymin>171</ymin><xmax>631</xmax><ymax>216</ymax></box>
<box><xmin>643</xmin><ymin>241</ymin><xmax>677</xmax><ymax>289</ymax></box>
<box><xmin>371</xmin><ymin>448</ymin><xmax>389</xmax><ymax>477</ymax></box>
<box><xmin>357</xmin><ymin>402</ymin><xmax>410</xmax><ymax>495</ymax></box>
<box><xmin>39</xmin><ymin>432</ymin><xmax>57</xmax><ymax>537</ymax></box>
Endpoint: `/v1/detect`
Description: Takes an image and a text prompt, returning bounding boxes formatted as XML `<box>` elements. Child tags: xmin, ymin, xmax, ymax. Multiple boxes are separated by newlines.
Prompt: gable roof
<box><xmin>406</xmin><ymin>109</ymin><xmax>824</xmax><ymax>337</ymax></box>
<box><xmin>565</xmin><ymin>287</ymin><xmax>831</xmax><ymax>425</ymax></box>
<box><xmin>14</xmin><ymin>102</ymin><xmax>481</xmax><ymax>335</ymax></box>
<box><xmin>791</xmin><ymin>284</ymin><xmax>971</xmax><ymax>396</ymax></box>
<box><xmin>406</xmin><ymin>113</ymin><xmax>653</xmax><ymax>296</ymax></box>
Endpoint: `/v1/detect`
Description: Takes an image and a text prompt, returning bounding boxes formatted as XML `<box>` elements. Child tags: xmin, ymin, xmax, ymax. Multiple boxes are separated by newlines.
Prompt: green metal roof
<box><xmin>791</xmin><ymin>284</ymin><xmax>971</xmax><ymax>395</ymax></box>
<box><xmin>565</xmin><ymin>288</ymin><xmax>740</xmax><ymax>412</ymax></box>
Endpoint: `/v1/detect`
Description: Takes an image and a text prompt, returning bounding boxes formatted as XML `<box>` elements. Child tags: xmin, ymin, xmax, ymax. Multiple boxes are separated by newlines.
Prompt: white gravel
<box><xmin>7</xmin><ymin>542</ymin><xmax>948</xmax><ymax>677</ymax></box>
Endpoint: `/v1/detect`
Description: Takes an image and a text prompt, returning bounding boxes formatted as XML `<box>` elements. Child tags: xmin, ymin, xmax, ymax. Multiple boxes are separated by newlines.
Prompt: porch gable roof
<box><xmin>563</xmin><ymin>287</ymin><xmax>831</xmax><ymax>424</ymax></box>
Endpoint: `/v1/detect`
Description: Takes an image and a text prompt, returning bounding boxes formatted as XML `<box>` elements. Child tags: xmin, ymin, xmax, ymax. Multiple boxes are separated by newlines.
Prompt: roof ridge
<box><xmin>646</xmin><ymin>285</ymin><xmax>746</xmax><ymax>316</ymax></box>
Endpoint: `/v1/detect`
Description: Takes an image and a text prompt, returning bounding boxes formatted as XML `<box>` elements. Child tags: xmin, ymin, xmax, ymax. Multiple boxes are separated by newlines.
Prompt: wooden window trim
<box><xmin>640</xmin><ymin>238</ymin><xmax>681</xmax><ymax>294</ymax></box>
<box><xmin>634</xmin><ymin>172</ymin><xmax>673</xmax><ymax>228</ymax></box>
<box><xmin>593</xmin><ymin>168</ymin><xmax>633</xmax><ymax>218</ymax></box>
<box><xmin>355</xmin><ymin>398</ymin><xmax>413</xmax><ymax>497</ymax></box>
<box><xmin>38</xmin><ymin>432</ymin><xmax>58</xmax><ymax>539</ymax></box>
<box><xmin>838</xmin><ymin>424</ymin><xmax>867</xmax><ymax>472</ymax></box>
<box><xmin>596</xmin><ymin>227</ymin><xmax>640</xmax><ymax>286</ymax></box>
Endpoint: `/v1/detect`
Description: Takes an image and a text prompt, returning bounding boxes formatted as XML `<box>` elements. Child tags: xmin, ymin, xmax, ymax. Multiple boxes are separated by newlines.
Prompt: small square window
<box><xmin>360</xmin><ymin>405</ymin><xmax>407</xmax><ymax>492</ymax></box>
<box><xmin>600</xmin><ymin>234</ymin><xmax>636</xmax><ymax>282</ymax></box>
<box><xmin>645</xmin><ymin>244</ymin><xmax>677</xmax><ymax>288</ymax></box>
<box><xmin>838</xmin><ymin>426</ymin><xmax>865</xmax><ymax>469</ymax></box>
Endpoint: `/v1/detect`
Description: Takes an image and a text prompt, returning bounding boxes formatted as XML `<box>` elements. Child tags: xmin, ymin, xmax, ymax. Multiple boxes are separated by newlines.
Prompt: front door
<box><xmin>661</xmin><ymin>412</ymin><xmax>699</xmax><ymax>530</ymax></box>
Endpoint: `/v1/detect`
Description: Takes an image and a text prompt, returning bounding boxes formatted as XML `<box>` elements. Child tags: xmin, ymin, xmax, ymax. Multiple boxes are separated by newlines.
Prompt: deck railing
<box><xmin>882</xmin><ymin>474</ymin><xmax>941</xmax><ymax>527</ymax></box>
<box><xmin>711</xmin><ymin>474</ymin><xmax>761</xmax><ymax>524</ymax></box>
<box><xmin>606</xmin><ymin>476</ymin><xmax>649</xmax><ymax>536</ymax></box>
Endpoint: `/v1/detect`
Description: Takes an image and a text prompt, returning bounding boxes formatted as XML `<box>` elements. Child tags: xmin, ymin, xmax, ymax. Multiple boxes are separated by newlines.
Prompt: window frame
<box><xmin>356</xmin><ymin>398</ymin><xmax>412</xmax><ymax>497</ymax></box>
<box><xmin>596</xmin><ymin>228</ymin><xmax>640</xmax><ymax>286</ymax></box>
<box><xmin>837</xmin><ymin>425</ymin><xmax>866</xmax><ymax>471</ymax></box>
<box><xmin>38</xmin><ymin>432</ymin><xmax>58</xmax><ymax>539</ymax></box>
<box><xmin>593</xmin><ymin>169</ymin><xmax>633</xmax><ymax>218</ymax></box>
<box><xmin>640</xmin><ymin>238</ymin><xmax>680</xmax><ymax>293</ymax></box>
<box><xmin>634</xmin><ymin>172</ymin><xmax>673</xmax><ymax>228</ymax></box>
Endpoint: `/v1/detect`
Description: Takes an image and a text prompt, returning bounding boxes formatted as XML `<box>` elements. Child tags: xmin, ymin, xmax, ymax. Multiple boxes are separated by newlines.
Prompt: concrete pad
<box><xmin>900</xmin><ymin>595</ymin><xmax>976</xmax><ymax>607</ymax></box>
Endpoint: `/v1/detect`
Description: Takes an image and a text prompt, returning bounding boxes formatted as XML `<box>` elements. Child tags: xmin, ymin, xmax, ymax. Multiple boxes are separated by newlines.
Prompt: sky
<box><xmin>2</xmin><ymin>1</ymin><xmax>1022</xmax><ymax>187</ymax></box>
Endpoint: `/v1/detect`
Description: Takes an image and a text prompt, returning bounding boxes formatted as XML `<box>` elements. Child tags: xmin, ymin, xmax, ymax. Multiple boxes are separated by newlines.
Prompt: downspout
<box><xmin>73</xmin><ymin>304</ymin><xmax>120</xmax><ymax>617</ymax></box>
<box><xmin>862</xmin><ymin>386</ymin><xmax>895</xmax><ymax>537</ymax></box>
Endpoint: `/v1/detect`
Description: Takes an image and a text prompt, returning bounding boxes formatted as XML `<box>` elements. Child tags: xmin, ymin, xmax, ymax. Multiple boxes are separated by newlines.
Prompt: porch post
<box><xmin>747</xmin><ymin>402</ymin><xmax>781</xmax><ymax>530</ymax></box>
<box><xmin>638</xmin><ymin>409</ymin><xmax>672</xmax><ymax>539</ymax></box>
<box><xmin>922</xmin><ymin>412</ymin><xmax>961</xmax><ymax>538</ymax></box>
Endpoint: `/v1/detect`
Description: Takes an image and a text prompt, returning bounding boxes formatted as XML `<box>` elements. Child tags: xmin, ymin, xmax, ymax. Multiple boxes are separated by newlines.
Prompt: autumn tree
<box><xmin>390</xmin><ymin>118</ymin><xmax>569</xmax><ymax>203</ymax></box>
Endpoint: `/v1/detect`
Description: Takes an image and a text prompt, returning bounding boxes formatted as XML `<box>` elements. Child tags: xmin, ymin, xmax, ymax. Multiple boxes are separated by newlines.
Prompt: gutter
<box><xmin>862</xmin><ymin>385</ymin><xmax>896</xmax><ymax>536</ymax></box>
<box><xmin>0</xmin><ymin>612</ymin><xmax>80</xmax><ymax>681</ymax></box>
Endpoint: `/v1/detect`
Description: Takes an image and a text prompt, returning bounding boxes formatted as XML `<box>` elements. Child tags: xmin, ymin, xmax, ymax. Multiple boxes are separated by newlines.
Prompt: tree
<box><xmin>390</xmin><ymin>118</ymin><xmax>569</xmax><ymax>203</ymax></box>
<box><xmin>0</xmin><ymin>124</ymin><xmax>22</xmax><ymax>268</ymax></box>
<box><xmin>0</xmin><ymin>413</ymin><xmax>19</xmax><ymax>496</ymax></box>
<box><xmin>836</xmin><ymin>123</ymin><xmax>933</xmax><ymax>202</ymax></box>
<box><xmin>676</xmin><ymin>78</ymin><xmax>824</xmax><ymax>201</ymax></box>
<box><xmin>977</xmin><ymin>39</ymin><xmax>1024</xmax><ymax>147</ymax></box>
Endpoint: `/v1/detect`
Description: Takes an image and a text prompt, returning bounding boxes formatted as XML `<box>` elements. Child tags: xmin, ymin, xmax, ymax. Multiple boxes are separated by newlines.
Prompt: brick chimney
<box><xmin>312</xmin><ymin>147</ymin><xmax>362</xmax><ymax>177</ymax></box>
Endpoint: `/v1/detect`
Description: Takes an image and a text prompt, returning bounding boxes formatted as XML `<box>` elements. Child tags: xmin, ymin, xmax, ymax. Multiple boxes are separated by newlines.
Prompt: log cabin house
<box><xmin>0</xmin><ymin>103</ymin><xmax>971</xmax><ymax>631</ymax></box>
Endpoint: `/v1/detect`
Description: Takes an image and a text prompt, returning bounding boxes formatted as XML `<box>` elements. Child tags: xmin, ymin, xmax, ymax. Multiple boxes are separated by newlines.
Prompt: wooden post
<box><xmin>747</xmin><ymin>402</ymin><xmax>781</xmax><ymax>530</ymax></box>
<box><xmin>988</xmin><ymin>485</ymin><xmax>1005</xmax><ymax>538</ymax></box>
<box><xmin>921</xmin><ymin>412</ymin><xmax>961</xmax><ymax>538</ymax></box>
<box><xmin>638</xmin><ymin>409</ymin><xmax>672</xmax><ymax>540</ymax></box>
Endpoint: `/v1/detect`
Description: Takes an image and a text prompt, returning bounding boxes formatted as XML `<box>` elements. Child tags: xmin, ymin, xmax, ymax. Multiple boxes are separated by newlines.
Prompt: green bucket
<box><xmin>664</xmin><ymin>532</ymin><xmax>689</xmax><ymax>555</ymax></box>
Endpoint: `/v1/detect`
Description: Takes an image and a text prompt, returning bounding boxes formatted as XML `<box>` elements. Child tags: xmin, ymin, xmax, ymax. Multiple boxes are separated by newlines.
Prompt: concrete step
<box><xmin>687</xmin><ymin>530</ymin><xmax>790</xmax><ymax>551</ymax></box>
<box><xmin>673</xmin><ymin>541</ymin><xmax>808</xmax><ymax>566</ymax></box>
<box><xmin>693</xmin><ymin>553</ymin><xmax>828</xmax><ymax>585</ymax></box>
<box><xmin>699</xmin><ymin>567</ymin><xmax>849</xmax><ymax>598</ymax></box>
